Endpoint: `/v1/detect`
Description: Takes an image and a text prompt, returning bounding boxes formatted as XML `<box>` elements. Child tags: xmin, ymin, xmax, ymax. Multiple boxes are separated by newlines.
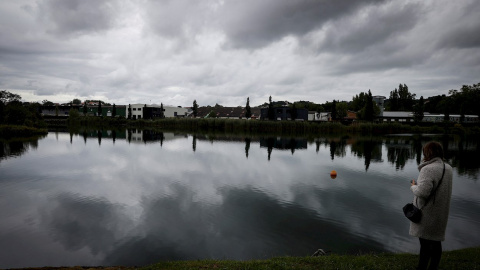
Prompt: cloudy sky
<box><xmin>1</xmin><ymin>0</ymin><xmax>479</xmax><ymax>107</ymax></box>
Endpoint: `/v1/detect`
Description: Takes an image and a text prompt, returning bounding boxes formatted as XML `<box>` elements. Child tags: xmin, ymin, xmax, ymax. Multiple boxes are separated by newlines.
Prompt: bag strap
<box><xmin>420</xmin><ymin>162</ymin><xmax>445</xmax><ymax>209</ymax></box>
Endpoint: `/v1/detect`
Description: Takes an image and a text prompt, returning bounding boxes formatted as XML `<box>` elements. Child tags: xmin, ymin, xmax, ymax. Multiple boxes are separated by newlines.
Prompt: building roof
<box><xmin>382</xmin><ymin>111</ymin><xmax>413</xmax><ymax>118</ymax></box>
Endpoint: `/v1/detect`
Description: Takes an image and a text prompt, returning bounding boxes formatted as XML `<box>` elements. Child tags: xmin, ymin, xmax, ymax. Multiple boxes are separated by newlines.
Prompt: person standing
<box><xmin>410</xmin><ymin>141</ymin><xmax>453</xmax><ymax>270</ymax></box>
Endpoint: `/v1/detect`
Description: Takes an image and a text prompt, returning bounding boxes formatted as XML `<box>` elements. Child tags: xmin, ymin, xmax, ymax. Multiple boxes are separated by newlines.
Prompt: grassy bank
<box><xmin>11</xmin><ymin>247</ymin><xmax>479</xmax><ymax>270</ymax></box>
<box><xmin>142</xmin><ymin>247</ymin><xmax>480</xmax><ymax>270</ymax></box>
<box><xmin>0</xmin><ymin>124</ymin><xmax>48</xmax><ymax>138</ymax></box>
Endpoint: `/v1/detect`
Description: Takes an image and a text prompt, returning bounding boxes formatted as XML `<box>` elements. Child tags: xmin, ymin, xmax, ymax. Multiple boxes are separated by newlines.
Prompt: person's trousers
<box><xmin>418</xmin><ymin>238</ymin><xmax>442</xmax><ymax>270</ymax></box>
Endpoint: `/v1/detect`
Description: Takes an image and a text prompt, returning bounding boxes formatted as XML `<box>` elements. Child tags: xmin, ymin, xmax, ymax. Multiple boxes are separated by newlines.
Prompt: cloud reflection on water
<box><xmin>0</xmin><ymin>131</ymin><xmax>479</xmax><ymax>268</ymax></box>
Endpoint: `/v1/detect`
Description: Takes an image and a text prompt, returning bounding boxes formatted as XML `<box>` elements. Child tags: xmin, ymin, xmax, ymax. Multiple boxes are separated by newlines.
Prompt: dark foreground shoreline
<box><xmin>5</xmin><ymin>247</ymin><xmax>479</xmax><ymax>270</ymax></box>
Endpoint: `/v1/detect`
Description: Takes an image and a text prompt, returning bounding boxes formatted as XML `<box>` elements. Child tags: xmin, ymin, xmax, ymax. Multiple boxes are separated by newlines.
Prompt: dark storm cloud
<box><xmin>218</xmin><ymin>0</ymin><xmax>386</xmax><ymax>49</ymax></box>
<box><xmin>314</xmin><ymin>2</ymin><xmax>421</xmax><ymax>54</ymax></box>
<box><xmin>37</xmin><ymin>0</ymin><xmax>119</xmax><ymax>37</ymax></box>
<box><xmin>0</xmin><ymin>0</ymin><xmax>479</xmax><ymax>105</ymax></box>
<box><xmin>435</xmin><ymin>2</ymin><xmax>480</xmax><ymax>50</ymax></box>
<box><xmin>143</xmin><ymin>0</ymin><xmax>387</xmax><ymax>49</ymax></box>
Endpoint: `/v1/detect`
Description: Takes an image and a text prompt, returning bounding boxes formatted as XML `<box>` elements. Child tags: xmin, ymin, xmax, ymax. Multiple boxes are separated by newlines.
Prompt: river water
<box><xmin>0</xmin><ymin>130</ymin><xmax>479</xmax><ymax>268</ymax></box>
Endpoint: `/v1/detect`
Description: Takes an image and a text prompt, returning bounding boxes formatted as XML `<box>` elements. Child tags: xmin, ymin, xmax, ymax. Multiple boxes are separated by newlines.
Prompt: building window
<box><xmin>138</xmin><ymin>108</ymin><xmax>142</xmax><ymax>111</ymax></box>
<box><xmin>133</xmin><ymin>108</ymin><xmax>137</xmax><ymax>111</ymax></box>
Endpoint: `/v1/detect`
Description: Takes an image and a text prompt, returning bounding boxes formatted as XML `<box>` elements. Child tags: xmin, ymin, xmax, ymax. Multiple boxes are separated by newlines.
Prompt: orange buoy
<box><xmin>330</xmin><ymin>170</ymin><xmax>337</xmax><ymax>179</ymax></box>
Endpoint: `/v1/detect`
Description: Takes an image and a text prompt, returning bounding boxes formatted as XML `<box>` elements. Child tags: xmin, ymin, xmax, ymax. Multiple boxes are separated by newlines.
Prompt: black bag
<box><xmin>403</xmin><ymin>202</ymin><xmax>422</xmax><ymax>223</ymax></box>
<box><xmin>404</xmin><ymin>162</ymin><xmax>445</xmax><ymax>223</ymax></box>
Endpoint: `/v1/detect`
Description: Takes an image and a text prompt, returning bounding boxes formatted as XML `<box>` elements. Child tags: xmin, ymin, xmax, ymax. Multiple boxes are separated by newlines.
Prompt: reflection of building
<box><xmin>260</xmin><ymin>107</ymin><xmax>308</xmax><ymax>121</ymax></box>
<box><xmin>126</xmin><ymin>129</ymin><xmax>187</xmax><ymax>143</ymax></box>
<box><xmin>259</xmin><ymin>137</ymin><xmax>307</xmax><ymax>150</ymax></box>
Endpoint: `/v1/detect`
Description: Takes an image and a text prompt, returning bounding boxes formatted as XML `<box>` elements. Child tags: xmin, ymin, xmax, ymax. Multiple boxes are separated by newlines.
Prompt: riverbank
<box><xmin>7</xmin><ymin>247</ymin><xmax>479</xmax><ymax>270</ymax></box>
<box><xmin>61</xmin><ymin>116</ymin><xmax>480</xmax><ymax>137</ymax></box>
<box><xmin>0</xmin><ymin>124</ymin><xmax>47</xmax><ymax>138</ymax></box>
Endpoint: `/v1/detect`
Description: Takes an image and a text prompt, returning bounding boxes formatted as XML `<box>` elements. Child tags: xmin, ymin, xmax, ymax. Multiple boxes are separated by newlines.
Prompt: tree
<box><xmin>291</xmin><ymin>102</ymin><xmax>298</xmax><ymax>120</ymax></box>
<box><xmin>444</xmin><ymin>99</ymin><xmax>451</xmax><ymax>122</ymax></box>
<box><xmin>112</xmin><ymin>104</ymin><xmax>116</xmax><ymax>117</ymax></box>
<box><xmin>460</xmin><ymin>105</ymin><xmax>465</xmax><ymax>123</ymax></box>
<box><xmin>69</xmin><ymin>108</ymin><xmax>80</xmax><ymax>119</ymax></box>
<box><xmin>331</xmin><ymin>100</ymin><xmax>337</xmax><ymax>120</ymax></box>
<box><xmin>413</xmin><ymin>96</ymin><xmax>424</xmax><ymax>123</ymax></box>
<box><xmin>398</xmin><ymin>83</ymin><xmax>416</xmax><ymax>110</ymax></box>
<box><xmin>350</xmin><ymin>92</ymin><xmax>367</xmax><ymax>112</ymax></box>
<box><xmin>336</xmin><ymin>102</ymin><xmax>348</xmax><ymax>119</ymax></box>
<box><xmin>449</xmin><ymin>82</ymin><xmax>480</xmax><ymax>117</ymax></box>
<box><xmin>387</xmin><ymin>84</ymin><xmax>416</xmax><ymax>111</ymax></box>
<box><xmin>364</xmin><ymin>90</ymin><xmax>374</xmax><ymax>122</ymax></box>
<box><xmin>55</xmin><ymin>105</ymin><xmax>59</xmax><ymax>116</ymax></box>
<box><xmin>128</xmin><ymin>104</ymin><xmax>132</xmax><ymax>119</ymax></box>
<box><xmin>388</xmin><ymin>88</ymin><xmax>399</xmax><ymax>111</ymax></box>
<box><xmin>83</xmin><ymin>103</ymin><xmax>87</xmax><ymax>116</ymax></box>
<box><xmin>193</xmin><ymin>100</ymin><xmax>198</xmax><ymax>118</ymax></box>
<box><xmin>245</xmin><ymin>97</ymin><xmax>252</xmax><ymax>118</ymax></box>
<box><xmin>0</xmin><ymin>90</ymin><xmax>21</xmax><ymax>103</ymax></box>
<box><xmin>42</xmin><ymin>100</ymin><xmax>54</xmax><ymax>106</ymax></box>
<box><xmin>98</xmin><ymin>102</ymin><xmax>102</xmax><ymax>116</ymax></box>
<box><xmin>206</xmin><ymin>110</ymin><xmax>217</xmax><ymax>118</ymax></box>
<box><xmin>72</xmin><ymin>98</ymin><xmax>81</xmax><ymax>105</ymax></box>
<box><xmin>4</xmin><ymin>102</ymin><xmax>31</xmax><ymax>125</ymax></box>
<box><xmin>161</xmin><ymin>103</ymin><xmax>164</xmax><ymax>118</ymax></box>
<box><xmin>268</xmin><ymin>96</ymin><xmax>275</xmax><ymax>120</ymax></box>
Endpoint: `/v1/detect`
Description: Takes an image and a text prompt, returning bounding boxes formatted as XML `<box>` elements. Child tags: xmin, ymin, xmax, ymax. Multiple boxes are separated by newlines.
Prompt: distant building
<box><xmin>380</xmin><ymin>111</ymin><xmax>414</xmax><ymax>122</ymax></box>
<box><xmin>126</xmin><ymin>104</ymin><xmax>188</xmax><ymax>119</ymax></box>
<box><xmin>308</xmin><ymin>111</ymin><xmax>331</xmax><ymax>121</ymax></box>
<box><xmin>260</xmin><ymin>107</ymin><xmax>308</xmax><ymax>121</ymax></box>
<box><xmin>372</xmin><ymin>96</ymin><xmax>386</xmax><ymax>116</ymax></box>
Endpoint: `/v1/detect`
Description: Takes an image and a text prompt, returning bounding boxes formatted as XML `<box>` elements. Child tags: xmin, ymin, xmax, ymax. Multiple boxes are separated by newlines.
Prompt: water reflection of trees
<box><xmin>61</xmin><ymin>129</ymin><xmax>480</xmax><ymax>178</ymax></box>
<box><xmin>259</xmin><ymin>137</ymin><xmax>308</xmax><ymax>161</ymax></box>
<box><xmin>382</xmin><ymin>135</ymin><xmax>480</xmax><ymax>178</ymax></box>
<box><xmin>444</xmin><ymin>137</ymin><xmax>480</xmax><ymax>179</ymax></box>
<box><xmin>385</xmin><ymin>137</ymin><xmax>421</xmax><ymax>170</ymax></box>
<box><xmin>0</xmin><ymin>138</ymin><xmax>41</xmax><ymax>162</ymax></box>
<box><xmin>350</xmin><ymin>139</ymin><xmax>383</xmax><ymax>171</ymax></box>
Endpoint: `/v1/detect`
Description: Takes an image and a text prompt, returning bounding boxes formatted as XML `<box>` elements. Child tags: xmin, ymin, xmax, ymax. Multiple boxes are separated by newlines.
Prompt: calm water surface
<box><xmin>0</xmin><ymin>130</ymin><xmax>479</xmax><ymax>268</ymax></box>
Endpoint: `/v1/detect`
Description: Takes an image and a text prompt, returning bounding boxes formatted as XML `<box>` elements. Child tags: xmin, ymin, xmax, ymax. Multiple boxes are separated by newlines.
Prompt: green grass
<box><xmin>140</xmin><ymin>247</ymin><xmax>480</xmax><ymax>270</ymax></box>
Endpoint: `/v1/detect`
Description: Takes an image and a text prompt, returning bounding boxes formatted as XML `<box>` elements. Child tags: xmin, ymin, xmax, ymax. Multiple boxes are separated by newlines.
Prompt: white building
<box><xmin>372</xmin><ymin>96</ymin><xmax>386</xmax><ymax>116</ymax></box>
<box><xmin>308</xmin><ymin>111</ymin><xmax>331</xmax><ymax>121</ymax></box>
<box><xmin>163</xmin><ymin>106</ymin><xmax>189</xmax><ymax>118</ymax></box>
<box><xmin>125</xmin><ymin>104</ymin><xmax>189</xmax><ymax>119</ymax></box>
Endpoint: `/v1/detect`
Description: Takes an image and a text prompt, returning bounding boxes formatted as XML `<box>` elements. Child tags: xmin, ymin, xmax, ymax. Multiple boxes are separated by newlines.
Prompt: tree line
<box><xmin>197</xmin><ymin>82</ymin><xmax>478</xmax><ymax>122</ymax></box>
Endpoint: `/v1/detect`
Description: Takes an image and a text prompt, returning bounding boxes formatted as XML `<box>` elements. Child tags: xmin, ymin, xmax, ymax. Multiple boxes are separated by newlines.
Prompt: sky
<box><xmin>0</xmin><ymin>0</ymin><xmax>479</xmax><ymax>107</ymax></box>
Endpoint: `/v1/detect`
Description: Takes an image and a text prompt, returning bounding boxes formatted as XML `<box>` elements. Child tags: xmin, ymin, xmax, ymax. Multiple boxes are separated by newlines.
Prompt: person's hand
<box><xmin>411</xmin><ymin>179</ymin><xmax>416</xmax><ymax>186</ymax></box>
